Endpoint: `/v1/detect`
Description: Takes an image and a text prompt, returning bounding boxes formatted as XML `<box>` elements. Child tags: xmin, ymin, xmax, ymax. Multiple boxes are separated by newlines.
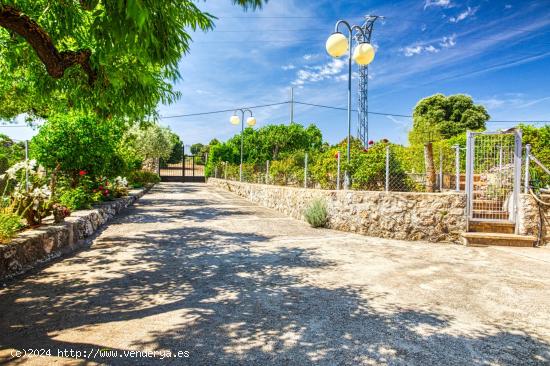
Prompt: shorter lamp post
<box><xmin>230</xmin><ymin>108</ymin><xmax>256</xmax><ymax>182</ymax></box>
<box><xmin>326</xmin><ymin>19</ymin><xmax>376</xmax><ymax>189</ymax></box>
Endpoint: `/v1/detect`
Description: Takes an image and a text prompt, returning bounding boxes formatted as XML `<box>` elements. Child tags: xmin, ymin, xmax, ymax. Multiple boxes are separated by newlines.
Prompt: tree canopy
<box><xmin>0</xmin><ymin>0</ymin><xmax>265</xmax><ymax>121</ymax></box>
<box><xmin>409</xmin><ymin>93</ymin><xmax>489</xmax><ymax>144</ymax></box>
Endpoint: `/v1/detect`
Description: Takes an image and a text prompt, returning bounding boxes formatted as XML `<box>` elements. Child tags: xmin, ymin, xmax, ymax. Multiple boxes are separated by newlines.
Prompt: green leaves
<box><xmin>0</xmin><ymin>0</ymin><xmax>266</xmax><ymax>121</ymax></box>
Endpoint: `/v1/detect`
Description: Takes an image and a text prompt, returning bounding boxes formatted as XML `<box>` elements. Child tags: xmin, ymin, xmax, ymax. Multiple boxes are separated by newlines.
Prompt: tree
<box><xmin>31</xmin><ymin>112</ymin><xmax>124</xmax><ymax>185</ymax></box>
<box><xmin>409</xmin><ymin>94</ymin><xmax>489</xmax><ymax>191</ymax></box>
<box><xmin>0</xmin><ymin>0</ymin><xmax>266</xmax><ymax>121</ymax></box>
<box><xmin>190</xmin><ymin>143</ymin><xmax>205</xmax><ymax>156</ymax></box>
<box><xmin>121</xmin><ymin>124</ymin><xmax>175</xmax><ymax>165</ymax></box>
<box><xmin>165</xmin><ymin>131</ymin><xmax>183</xmax><ymax>164</ymax></box>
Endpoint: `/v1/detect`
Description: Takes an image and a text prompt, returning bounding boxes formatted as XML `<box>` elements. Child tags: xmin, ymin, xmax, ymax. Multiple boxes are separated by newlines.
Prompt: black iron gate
<box><xmin>159</xmin><ymin>154</ymin><xmax>205</xmax><ymax>182</ymax></box>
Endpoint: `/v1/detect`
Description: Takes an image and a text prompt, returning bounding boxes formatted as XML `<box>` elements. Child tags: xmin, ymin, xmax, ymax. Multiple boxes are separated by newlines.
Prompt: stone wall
<box><xmin>208</xmin><ymin>179</ymin><xmax>467</xmax><ymax>243</ymax></box>
<box><xmin>0</xmin><ymin>186</ymin><xmax>152</xmax><ymax>282</ymax></box>
<box><xmin>518</xmin><ymin>193</ymin><xmax>550</xmax><ymax>245</ymax></box>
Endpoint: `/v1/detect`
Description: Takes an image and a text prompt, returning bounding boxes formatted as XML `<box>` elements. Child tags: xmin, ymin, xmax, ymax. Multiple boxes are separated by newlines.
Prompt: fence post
<box><xmin>336</xmin><ymin>151</ymin><xmax>341</xmax><ymax>190</ymax></box>
<box><xmin>385</xmin><ymin>145</ymin><xmax>390</xmax><ymax>192</ymax></box>
<box><xmin>439</xmin><ymin>147</ymin><xmax>443</xmax><ymax>191</ymax></box>
<box><xmin>266</xmin><ymin>160</ymin><xmax>270</xmax><ymax>184</ymax></box>
<box><xmin>304</xmin><ymin>153</ymin><xmax>308</xmax><ymax>188</ymax></box>
<box><xmin>454</xmin><ymin>145</ymin><xmax>460</xmax><ymax>191</ymax></box>
<box><xmin>524</xmin><ymin>144</ymin><xmax>531</xmax><ymax>194</ymax></box>
<box><xmin>24</xmin><ymin>140</ymin><xmax>29</xmax><ymax>191</ymax></box>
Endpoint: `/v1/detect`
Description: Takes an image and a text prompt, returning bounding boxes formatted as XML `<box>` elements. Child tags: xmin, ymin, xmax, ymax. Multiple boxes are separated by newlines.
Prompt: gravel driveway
<box><xmin>1</xmin><ymin>182</ymin><xmax>549</xmax><ymax>365</ymax></box>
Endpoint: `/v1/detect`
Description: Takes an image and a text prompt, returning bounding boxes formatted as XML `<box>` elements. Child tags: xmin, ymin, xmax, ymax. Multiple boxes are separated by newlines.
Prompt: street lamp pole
<box><xmin>230</xmin><ymin>108</ymin><xmax>256</xmax><ymax>182</ymax></box>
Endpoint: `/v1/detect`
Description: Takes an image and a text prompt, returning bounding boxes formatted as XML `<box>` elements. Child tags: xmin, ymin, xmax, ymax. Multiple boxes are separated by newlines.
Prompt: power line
<box><xmin>160</xmin><ymin>102</ymin><xmax>289</xmax><ymax>119</ymax></box>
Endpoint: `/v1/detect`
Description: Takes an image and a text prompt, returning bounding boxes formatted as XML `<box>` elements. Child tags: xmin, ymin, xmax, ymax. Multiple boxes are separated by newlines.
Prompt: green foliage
<box><xmin>205</xmin><ymin>123</ymin><xmax>323</xmax><ymax>177</ymax></box>
<box><xmin>128</xmin><ymin>170</ymin><xmax>160</xmax><ymax>187</ymax></box>
<box><xmin>0</xmin><ymin>211</ymin><xmax>23</xmax><ymax>243</ymax></box>
<box><xmin>59</xmin><ymin>187</ymin><xmax>94</xmax><ymax>211</ymax></box>
<box><xmin>521</xmin><ymin>124</ymin><xmax>550</xmax><ymax>188</ymax></box>
<box><xmin>303</xmin><ymin>198</ymin><xmax>328</xmax><ymax>228</ymax></box>
<box><xmin>191</xmin><ymin>143</ymin><xmax>205</xmax><ymax>155</ymax></box>
<box><xmin>121</xmin><ymin>124</ymin><xmax>175</xmax><ymax>164</ymax></box>
<box><xmin>31</xmin><ymin>112</ymin><xmax>124</xmax><ymax>183</ymax></box>
<box><xmin>165</xmin><ymin>131</ymin><xmax>183</xmax><ymax>164</ymax></box>
<box><xmin>0</xmin><ymin>0</ymin><xmax>267</xmax><ymax>121</ymax></box>
<box><xmin>410</xmin><ymin>93</ymin><xmax>489</xmax><ymax>144</ymax></box>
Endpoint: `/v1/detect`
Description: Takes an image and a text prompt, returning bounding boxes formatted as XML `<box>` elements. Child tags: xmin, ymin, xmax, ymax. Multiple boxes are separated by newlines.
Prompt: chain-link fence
<box><xmin>209</xmin><ymin>143</ymin><xmax>467</xmax><ymax>193</ymax></box>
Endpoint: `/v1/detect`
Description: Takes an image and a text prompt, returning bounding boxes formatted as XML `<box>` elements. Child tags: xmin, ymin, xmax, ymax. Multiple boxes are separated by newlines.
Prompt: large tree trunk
<box><xmin>424</xmin><ymin>142</ymin><xmax>436</xmax><ymax>192</ymax></box>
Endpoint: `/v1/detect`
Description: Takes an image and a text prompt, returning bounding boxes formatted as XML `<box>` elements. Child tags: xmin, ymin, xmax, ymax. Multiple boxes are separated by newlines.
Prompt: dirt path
<box><xmin>1</xmin><ymin>182</ymin><xmax>549</xmax><ymax>365</ymax></box>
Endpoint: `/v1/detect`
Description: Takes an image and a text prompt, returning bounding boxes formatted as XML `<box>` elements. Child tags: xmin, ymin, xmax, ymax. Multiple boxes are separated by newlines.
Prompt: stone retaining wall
<box><xmin>0</xmin><ymin>186</ymin><xmax>152</xmax><ymax>282</ymax></box>
<box><xmin>518</xmin><ymin>193</ymin><xmax>550</xmax><ymax>245</ymax></box>
<box><xmin>208</xmin><ymin>179</ymin><xmax>467</xmax><ymax>243</ymax></box>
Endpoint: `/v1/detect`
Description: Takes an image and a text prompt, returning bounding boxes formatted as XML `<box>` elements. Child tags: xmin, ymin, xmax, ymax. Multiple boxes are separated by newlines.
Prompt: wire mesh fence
<box><xmin>209</xmin><ymin>143</ymin><xmax>468</xmax><ymax>193</ymax></box>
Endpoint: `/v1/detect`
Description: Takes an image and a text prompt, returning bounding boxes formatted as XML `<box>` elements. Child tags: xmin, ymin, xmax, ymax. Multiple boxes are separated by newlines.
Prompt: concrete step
<box><xmin>469</xmin><ymin>221</ymin><xmax>515</xmax><ymax>234</ymax></box>
<box><xmin>461</xmin><ymin>232</ymin><xmax>536</xmax><ymax>247</ymax></box>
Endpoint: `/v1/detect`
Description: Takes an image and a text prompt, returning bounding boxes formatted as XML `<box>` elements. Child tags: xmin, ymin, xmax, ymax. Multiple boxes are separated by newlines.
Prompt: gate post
<box><xmin>524</xmin><ymin>144</ymin><xmax>531</xmax><ymax>194</ymax></box>
<box><xmin>385</xmin><ymin>145</ymin><xmax>390</xmax><ymax>192</ymax></box>
<box><xmin>336</xmin><ymin>151</ymin><xmax>341</xmax><ymax>190</ymax></box>
<box><xmin>513</xmin><ymin>130</ymin><xmax>522</xmax><ymax>232</ymax></box>
<box><xmin>465</xmin><ymin>131</ymin><xmax>473</xmax><ymax>222</ymax></box>
<box><xmin>454</xmin><ymin>145</ymin><xmax>460</xmax><ymax>191</ymax></box>
<box><xmin>182</xmin><ymin>155</ymin><xmax>185</xmax><ymax>180</ymax></box>
<box><xmin>304</xmin><ymin>153</ymin><xmax>308</xmax><ymax>189</ymax></box>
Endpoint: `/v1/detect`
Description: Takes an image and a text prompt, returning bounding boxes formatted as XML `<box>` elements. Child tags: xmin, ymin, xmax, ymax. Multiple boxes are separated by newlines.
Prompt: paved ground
<box><xmin>1</xmin><ymin>182</ymin><xmax>549</xmax><ymax>365</ymax></box>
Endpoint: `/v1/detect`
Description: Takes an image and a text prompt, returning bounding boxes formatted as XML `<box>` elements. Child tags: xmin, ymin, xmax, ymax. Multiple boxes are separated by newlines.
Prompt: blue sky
<box><xmin>3</xmin><ymin>0</ymin><xmax>550</xmax><ymax>146</ymax></box>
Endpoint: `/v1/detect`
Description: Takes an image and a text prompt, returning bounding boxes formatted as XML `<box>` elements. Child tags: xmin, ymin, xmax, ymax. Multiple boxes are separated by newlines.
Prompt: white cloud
<box><xmin>282</xmin><ymin>64</ymin><xmax>295</xmax><ymax>71</ymax></box>
<box><xmin>424</xmin><ymin>0</ymin><xmax>452</xmax><ymax>10</ymax></box>
<box><xmin>303</xmin><ymin>54</ymin><xmax>313</xmax><ymax>60</ymax></box>
<box><xmin>449</xmin><ymin>6</ymin><xmax>478</xmax><ymax>23</ymax></box>
<box><xmin>292</xmin><ymin>58</ymin><xmax>347</xmax><ymax>86</ymax></box>
<box><xmin>403</xmin><ymin>45</ymin><xmax>423</xmax><ymax>57</ymax></box>
<box><xmin>424</xmin><ymin>45</ymin><xmax>439</xmax><ymax>53</ymax></box>
<box><xmin>440</xmin><ymin>34</ymin><xmax>457</xmax><ymax>48</ymax></box>
<box><xmin>504</xmin><ymin>4</ymin><xmax>512</xmax><ymax>10</ymax></box>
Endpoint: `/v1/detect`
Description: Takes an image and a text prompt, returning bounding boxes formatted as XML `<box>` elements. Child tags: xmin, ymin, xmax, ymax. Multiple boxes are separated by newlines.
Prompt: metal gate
<box><xmin>159</xmin><ymin>154</ymin><xmax>205</xmax><ymax>182</ymax></box>
<box><xmin>465</xmin><ymin>130</ymin><xmax>522</xmax><ymax>225</ymax></box>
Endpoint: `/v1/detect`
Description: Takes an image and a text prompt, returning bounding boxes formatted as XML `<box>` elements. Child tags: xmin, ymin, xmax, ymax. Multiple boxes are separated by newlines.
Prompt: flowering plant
<box><xmin>1</xmin><ymin>159</ymin><xmax>54</xmax><ymax>226</ymax></box>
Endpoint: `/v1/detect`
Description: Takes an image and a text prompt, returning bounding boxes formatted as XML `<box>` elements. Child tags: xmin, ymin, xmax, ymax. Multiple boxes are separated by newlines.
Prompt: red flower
<box><xmin>334</xmin><ymin>151</ymin><xmax>340</xmax><ymax>159</ymax></box>
<box><xmin>104</xmin><ymin>189</ymin><xmax>109</xmax><ymax>195</ymax></box>
<box><xmin>99</xmin><ymin>185</ymin><xmax>103</xmax><ymax>190</ymax></box>
<box><xmin>368</xmin><ymin>140</ymin><xmax>374</xmax><ymax>145</ymax></box>
<box><xmin>363</xmin><ymin>148</ymin><xmax>368</xmax><ymax>153</ymax></box>
<box><xmin>79</xmin><ymin>170</ymin><xmax>87</xmax><ymax>176</ymax></box>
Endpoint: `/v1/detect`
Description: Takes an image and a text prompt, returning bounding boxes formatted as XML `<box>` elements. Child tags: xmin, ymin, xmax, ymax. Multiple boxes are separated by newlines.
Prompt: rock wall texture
<box><xmin>518</xmin><ymin>193</ymin><xmax>550</xmax><ymax>245</ymax></box>
<box><xmin>208</xmin><ymin>179</ymin><xmax>467</xmax><ymax>243</ymax></box>
<box><xmin>0</xmin><ymin>186</ymin><xmax>152</xmax><ymax>282</ymax></box>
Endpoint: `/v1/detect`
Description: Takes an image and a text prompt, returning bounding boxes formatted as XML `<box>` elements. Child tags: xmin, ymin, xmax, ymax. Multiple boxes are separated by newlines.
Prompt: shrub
<box><xmin>303</xmin><ymin>198</ymin><xmax>328</xmax><ymax>228</ymax></box>
<box><xmin>128</xmin><ymin>170</ymin><xmax>160</xmax><ymax>187</ymax></box>
<box><xmin>0</xmin><ymin>211</ymin><xmax>24</xmax><ymax>243</ymax></box>
<box><xmin>59</xmin><ymin>187</ymin><xmax>94</xmax><ymax>210</ymax></box>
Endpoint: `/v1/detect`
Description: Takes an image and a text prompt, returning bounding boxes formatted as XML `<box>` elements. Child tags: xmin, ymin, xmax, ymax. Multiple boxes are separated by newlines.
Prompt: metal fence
<box><xmin>210</xmin><ymin>144</ymin><xmax>467</xmax><ymax>193</ymax></box>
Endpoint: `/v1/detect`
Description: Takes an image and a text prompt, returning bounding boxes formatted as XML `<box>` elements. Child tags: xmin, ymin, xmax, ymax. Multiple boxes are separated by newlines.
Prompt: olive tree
<box><xmin>409</xmin><ymin>94</ymin><xmax>489</xmax><ymax>191</ymax></box>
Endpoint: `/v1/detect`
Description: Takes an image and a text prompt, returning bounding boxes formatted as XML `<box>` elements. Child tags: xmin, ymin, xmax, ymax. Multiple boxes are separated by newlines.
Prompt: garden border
<box><xmin>0</xmin><ymin>184</ymin><xmax>154</xmax><ymax>282</ymax></box>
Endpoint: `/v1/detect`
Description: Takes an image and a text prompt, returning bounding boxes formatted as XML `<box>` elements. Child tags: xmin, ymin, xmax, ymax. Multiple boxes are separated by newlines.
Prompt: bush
<box><xmin>59</xmin><ymin>187</ymin><xmax>94</xmax><ymax>210</ymax></box>
<box><xmin>128</xmin><ymin>170</ymin><xmax>160</xmax><ymax>187</ymax></box>
<box><xmin>0</xmin><ymin>211</ymin><xmax>24</xmax><ymax>242</ymax></box>
<box><xmin>303</xmin><ymin>198</ymin><xmax>328</xmax><ymax>228</ymax></box>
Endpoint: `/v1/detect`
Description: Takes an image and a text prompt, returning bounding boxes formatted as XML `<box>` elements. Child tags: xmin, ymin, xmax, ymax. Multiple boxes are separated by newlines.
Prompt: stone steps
<box><xmin>461</xmin><ymin>232</ymin><xmax>536</xmax><ymax>247</ymax></box>
<box><xmin>468</xmin><ymin>221</ymin><xmax>515</xmax><ymax>234</ymax></box>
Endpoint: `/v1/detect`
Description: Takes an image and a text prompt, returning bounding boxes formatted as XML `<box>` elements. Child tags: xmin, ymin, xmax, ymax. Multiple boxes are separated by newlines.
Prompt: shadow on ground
<box><xmin>0</xmin><ymin>183</ymin><xmax>548</xmax><ymax>365</ymax></box>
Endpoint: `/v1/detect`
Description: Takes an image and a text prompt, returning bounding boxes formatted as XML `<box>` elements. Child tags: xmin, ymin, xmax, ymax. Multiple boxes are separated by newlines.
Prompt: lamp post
<box><xmin>230</xmin><ymin>108</ymin><xmax>256</xmax><ymax>182</ymax></box>
<box><xmin>326</xmin><ymin>19</ymin><xmax>377</xmax><ymax>189</ymax></box>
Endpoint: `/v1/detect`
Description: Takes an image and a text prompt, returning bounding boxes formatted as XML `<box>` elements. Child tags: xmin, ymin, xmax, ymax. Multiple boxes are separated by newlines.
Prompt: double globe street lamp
<box><xmin>230</xmin><ymin>108</ymin><xmax>256</xmax><ymax>182</ymax></box>
<box><xmin>326</xmin><ymin>20</ymin><xmax>376</xmax><ymax>189</ymax></box>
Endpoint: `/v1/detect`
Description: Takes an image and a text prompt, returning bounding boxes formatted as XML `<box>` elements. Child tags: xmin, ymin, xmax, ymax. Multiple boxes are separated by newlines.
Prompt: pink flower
<box><xmin>79</xmin><ymin>170</ymin><xmax>87</xmax><ymax>176</ymax></box>
<box><xmin>368</xmin><ymin>140</ymin><xmax>374</xmax><ymax>145</ymax></box>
